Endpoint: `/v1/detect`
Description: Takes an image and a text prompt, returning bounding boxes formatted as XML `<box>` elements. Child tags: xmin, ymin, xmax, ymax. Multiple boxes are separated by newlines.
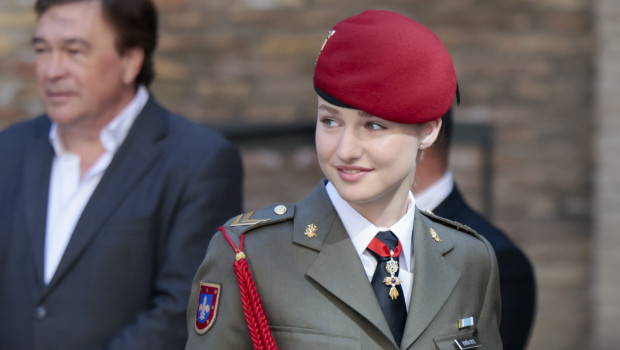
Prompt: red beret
<box><xmin>314</xmin><ymin>10</ymin><xmax>457</xmax><ymax>124</ymax></box>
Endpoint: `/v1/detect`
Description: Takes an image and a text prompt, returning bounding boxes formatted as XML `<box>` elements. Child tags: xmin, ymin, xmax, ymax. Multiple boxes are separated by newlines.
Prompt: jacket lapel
<box><xmin>23</xmin><ymin>120</ymin><xmax>54</xmax><ymax>286</ymax></box>
<box><xmin>400</xmin><ymin>209</ymin><xmax>461</xmax><ymax>349</ymax></box>
<box><xmin>298</xmin><ymin>182</ymin><xmax>396</xmax><ymax>347</ymax></box>
<box><xmin>43</xmin><ymin>97</ymin><xmax>168</xmax><ymax>296</ymax></box>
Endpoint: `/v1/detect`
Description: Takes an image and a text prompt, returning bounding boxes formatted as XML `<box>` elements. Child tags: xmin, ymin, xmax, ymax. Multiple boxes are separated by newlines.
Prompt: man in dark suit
<box><xmin>0</xmin><ymin>0</ymin><xmax>243</xmax><ymax>349</ymax></box>
<box><xmin>413</xmin><ymin>109</ymin><xmax>536</xmax><ymax>350</ymax></box>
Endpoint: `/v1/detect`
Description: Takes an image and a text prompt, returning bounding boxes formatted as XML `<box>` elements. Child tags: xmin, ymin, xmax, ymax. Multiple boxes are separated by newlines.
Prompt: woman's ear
<box><xmin>419</xmin><ymin>118</ymin><xmax>442</xmax><ymax>149</ymax></box>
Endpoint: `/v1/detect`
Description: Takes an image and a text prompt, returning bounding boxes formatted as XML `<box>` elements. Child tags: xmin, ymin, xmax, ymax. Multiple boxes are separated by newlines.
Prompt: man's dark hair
<box><xmin>35</xmin><ymin>0</ymin><xmax>158</xmax><ymax>87</ymax></box>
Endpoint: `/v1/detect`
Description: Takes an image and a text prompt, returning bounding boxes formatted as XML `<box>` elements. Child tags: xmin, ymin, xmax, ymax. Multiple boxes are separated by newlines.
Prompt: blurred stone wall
<box><xmin>0</xmin><ymin>0</ymin><xmax>603</xmax><ymax>349</ymax></box>
<box><xmin>593</xmin><ymin>0</ymin><xmax>620</xmax><ymax>348</ymax></box>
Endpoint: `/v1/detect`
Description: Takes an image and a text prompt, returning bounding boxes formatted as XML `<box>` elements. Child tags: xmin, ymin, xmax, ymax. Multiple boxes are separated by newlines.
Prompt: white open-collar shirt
<box><xmin>325</xmin><ymin>181</ymin><xmax>416</xmax><ymax>309</ymax></box>
<box><xmin>44</xmin><ymin>86</ymin><xmax>148</xmax><ymax>284</ymax></box>
<box><xmin>414</xmin><ymin>171</ymin><xmax>454</xmax><ymax>212</ymax></box>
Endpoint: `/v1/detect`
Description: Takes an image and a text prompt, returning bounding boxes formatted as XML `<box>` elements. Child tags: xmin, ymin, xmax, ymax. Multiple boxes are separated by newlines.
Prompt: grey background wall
<box><xmin>2</xmin><ymin>0</ymin><xmax>618</xmax><ymax>348</ymax></box>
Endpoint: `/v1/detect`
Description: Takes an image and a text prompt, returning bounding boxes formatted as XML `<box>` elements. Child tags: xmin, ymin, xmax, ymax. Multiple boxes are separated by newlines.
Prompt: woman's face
<box><xmin>315</xmin><ymin>97</ymin><xmax>440</xmax><ymax>223</ymax></box>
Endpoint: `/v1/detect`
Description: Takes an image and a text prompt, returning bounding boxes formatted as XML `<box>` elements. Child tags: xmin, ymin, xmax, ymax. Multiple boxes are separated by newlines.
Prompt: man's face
<box><xmin>33</xmin><ymin>0</ymin><xmax>139</xmax><ymax>129</ymax></box>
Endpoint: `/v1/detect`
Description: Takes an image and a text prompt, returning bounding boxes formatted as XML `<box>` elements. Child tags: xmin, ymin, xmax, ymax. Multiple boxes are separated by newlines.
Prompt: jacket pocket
<box><xmin>271</xmin><ymin>326</ymin><xmax>360</xmax><ymax>350</ymax></box>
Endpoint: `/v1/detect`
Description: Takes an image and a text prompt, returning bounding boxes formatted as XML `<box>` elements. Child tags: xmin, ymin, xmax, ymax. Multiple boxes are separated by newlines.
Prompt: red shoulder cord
<box><xmin>219</xmin><ymin>226</ymin><xmax>278</xmax><ymax>350</ymax></box>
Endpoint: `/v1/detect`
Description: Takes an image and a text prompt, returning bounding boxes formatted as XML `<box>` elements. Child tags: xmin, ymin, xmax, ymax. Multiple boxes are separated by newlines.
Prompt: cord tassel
<box><xmin>220</xmin><ymin>226</ymin><xmax>278</xmax><ymax>350</ymax></box>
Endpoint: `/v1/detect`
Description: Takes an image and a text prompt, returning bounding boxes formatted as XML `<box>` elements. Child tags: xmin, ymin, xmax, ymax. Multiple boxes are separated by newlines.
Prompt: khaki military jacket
<box><xmin>186</xmin><ymin>181</ymin><xmax>502</xmax><ymax>349</ymax></box>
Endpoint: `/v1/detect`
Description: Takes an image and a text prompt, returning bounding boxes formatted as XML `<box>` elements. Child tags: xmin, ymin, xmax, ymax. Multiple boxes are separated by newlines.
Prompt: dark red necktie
<box><xmin>367</xmin><ymin>230</ymin><xmax>407</xmax><ymax>346</ymax></box>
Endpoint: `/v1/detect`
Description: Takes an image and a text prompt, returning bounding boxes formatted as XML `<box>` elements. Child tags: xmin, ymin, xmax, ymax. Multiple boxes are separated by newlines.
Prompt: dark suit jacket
<box><xmin>186</xmin><ymin>181</ymin><xmax>502</xmax><ymax>349</ymax></box>
<box><xmin>0</xmin><ymin>97</ymin><xmax>243</xmax><ymax>350</ymax></box>
<box><xmin>432</xmin><ymin>186</ymin><xmax>536</xmax><ymax>350</ymax></box>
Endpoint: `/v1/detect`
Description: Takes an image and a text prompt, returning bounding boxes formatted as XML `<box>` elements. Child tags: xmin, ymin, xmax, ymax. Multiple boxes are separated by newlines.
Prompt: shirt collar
<box><xmin>49</xmin><ymin>85</ymin><xmax>149</xmax><ymax>155</ymax></box>
<box><xmin>325</xmin><ymin>181</ymin><xmax>416</xmax><ymax>271</ymax></box>
<box><xmin>415</xmin><ymin>171</ymin><xmax>454</xmax><ymax>211</ymax></box>
<box><xmin>48</xmin><ymin>123</ymin><xmax>65</xmax><ymax>155</ymax></box>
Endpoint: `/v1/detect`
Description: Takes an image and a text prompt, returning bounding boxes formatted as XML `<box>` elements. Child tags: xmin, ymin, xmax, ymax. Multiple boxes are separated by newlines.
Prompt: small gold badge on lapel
<box><xmin>304</xmin><ymin>224</ymin><xmax>318</xmax><ymax>238</ymax></box>
<box><xmin>430</xmin><ymin>228</ymin><xmax>441</xmax><ymax>242</ymax></box>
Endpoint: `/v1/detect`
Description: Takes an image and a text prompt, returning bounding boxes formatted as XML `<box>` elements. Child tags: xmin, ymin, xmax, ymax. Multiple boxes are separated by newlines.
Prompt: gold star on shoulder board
<box><xmin>430</xmin><ymin>228</ymin><xmax>441</xmax><ymax>242</ymax></box>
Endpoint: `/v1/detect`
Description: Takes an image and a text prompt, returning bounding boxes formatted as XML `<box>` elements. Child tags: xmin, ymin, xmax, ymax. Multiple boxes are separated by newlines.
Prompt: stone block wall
<box><xmin>593</xmin><ymin>0</ymin><xmax>620</xmax><ymax>347</ymax></box>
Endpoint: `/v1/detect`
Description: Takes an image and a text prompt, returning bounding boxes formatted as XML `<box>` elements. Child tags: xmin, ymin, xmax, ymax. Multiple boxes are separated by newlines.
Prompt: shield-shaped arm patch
<box><xmin>194</xmin><ymin>282</ymin><xmax>221</xmax><ymax>335</ymax></box>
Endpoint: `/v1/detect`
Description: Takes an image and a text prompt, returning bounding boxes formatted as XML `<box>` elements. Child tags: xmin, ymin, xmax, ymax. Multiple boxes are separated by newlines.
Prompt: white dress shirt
<box><xmin>414</xmin><ymin>171</ymin><xmax>454</xmax><ymax>212</ymax></box>
<box><xmin>325</xmin><ymin>181</ymin><xmax>416</xmax><ymax>309</ymax></box>
<box><xmin>44</xmin><ymin>86</ymin><xmax>149</xmax><ymax>284</ymax></box>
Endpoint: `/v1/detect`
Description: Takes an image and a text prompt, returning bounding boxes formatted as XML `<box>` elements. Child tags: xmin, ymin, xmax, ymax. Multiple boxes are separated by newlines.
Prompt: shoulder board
<box><xmin>223</xmin><ymin>203</ymin><xmax>295</xmax><ymax>236</ymax></box>
<box><xmin>421</xmin><ymin>210</ymin><xmax>481</xmax><ymax>239</ymax></box>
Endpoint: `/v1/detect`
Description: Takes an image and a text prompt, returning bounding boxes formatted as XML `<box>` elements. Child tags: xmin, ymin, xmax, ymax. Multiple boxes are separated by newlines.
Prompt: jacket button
<box><xmin>36</xmin><ymin>305</ymin><xmax>47</xmax><ymax>319</ymax></box>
